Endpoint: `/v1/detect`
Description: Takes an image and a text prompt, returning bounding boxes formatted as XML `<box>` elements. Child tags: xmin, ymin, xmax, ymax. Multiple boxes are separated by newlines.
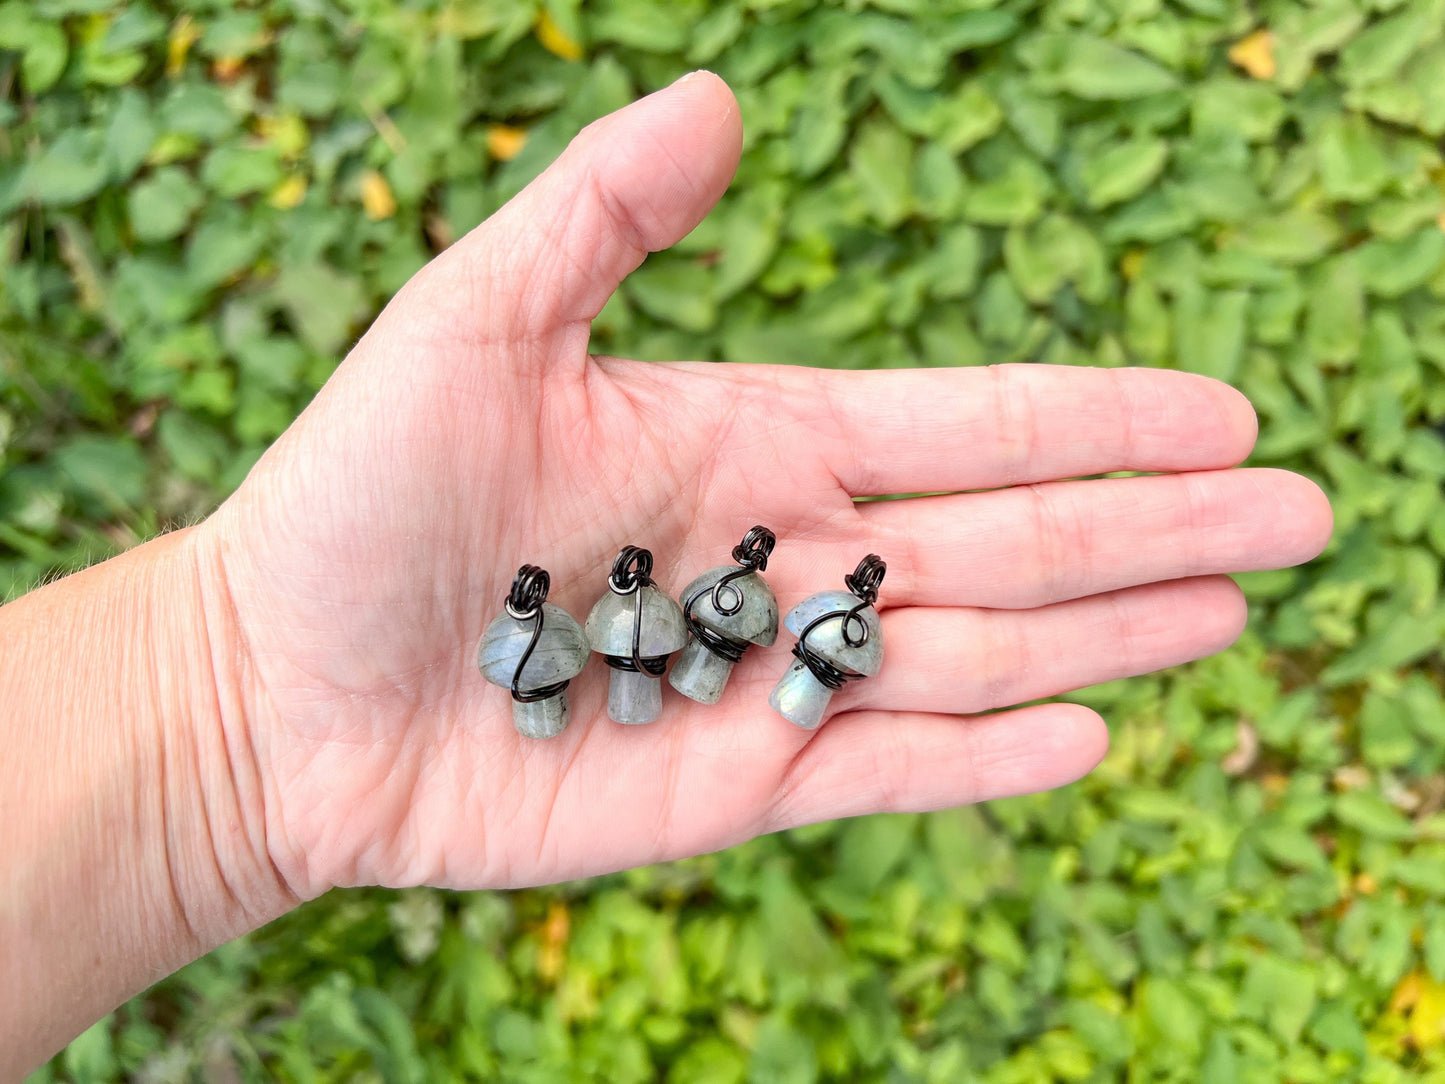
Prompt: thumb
<box><xmin>429</xmin><ymin>70</ymin><xmax>742</xmax><ymax>343</ymax></box>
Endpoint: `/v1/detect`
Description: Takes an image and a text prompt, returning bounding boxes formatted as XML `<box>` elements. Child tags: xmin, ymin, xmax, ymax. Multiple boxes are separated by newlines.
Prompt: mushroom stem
<box><xmin>512</xmin><ymin>695</ymin><xmax>569</xmax><ymax>740</ymax></box>
<box><xmin>608</xmin><ymin>669</ymin><xmax>664</xmax><ymax>725</ymax></box>
<box><xmin>669</xmin><ymin>640</ymin><xmax>737</xmax><ymax>705</ymax></box>
<box><xmin>769</xmin><ymin>657</ymin><xmax>834</xmax><ymax>730</ymax></box>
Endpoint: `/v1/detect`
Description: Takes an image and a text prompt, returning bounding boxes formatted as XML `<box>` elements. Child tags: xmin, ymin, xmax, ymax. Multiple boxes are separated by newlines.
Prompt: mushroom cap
<box><xmin>586</xmin><ymin>585</ymin><xmax>689</xmax><ymax>657</ymax></box>
<box><xmin>478</xmin><ymin>603</ymin><xmax>589</xmax><ymax>691</ymax></box>
<box><xmin>678</xmin><ymin>567</ymin><xmax>779</xmax><ymax>646</ymax></box>
<box><xmin>783</xmin><ymin>590</ymin><xmax>884</xmax><ymax>677</ymax></box>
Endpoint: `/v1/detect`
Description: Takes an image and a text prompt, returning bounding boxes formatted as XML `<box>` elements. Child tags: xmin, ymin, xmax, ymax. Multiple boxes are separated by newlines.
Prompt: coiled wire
<box><xmin>793</xmin><ymin>554</ymin><xmax>887</xmax><ymax>690</ymax></box>
<box><xmin>504</xmin><ymin>565</ymin><xmax>570</xmax><ymax>703</ymax></box>
<box><xmin>682</xmin><ymin>525</ymin><xmax>777</xmax><ymax>665</ymax></box>
<box><xmin>604</xmin><ymin>545</ymin><xmax>669</xmax><ymax>676</ymax></box>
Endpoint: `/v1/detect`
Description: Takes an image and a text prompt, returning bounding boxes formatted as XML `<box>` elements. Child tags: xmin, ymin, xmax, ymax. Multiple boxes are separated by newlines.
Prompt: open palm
<box><xmin>195</xmin><ymin>74</ymin><xmax>1331</xmax><ymax>902</ymax></box>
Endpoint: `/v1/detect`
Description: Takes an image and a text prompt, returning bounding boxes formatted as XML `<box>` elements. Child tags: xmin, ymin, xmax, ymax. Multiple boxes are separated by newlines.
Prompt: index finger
<box><xmin>765</xmin><ymin>364</ymin><xmax>1259</xmax><ymax>496</ymax></box>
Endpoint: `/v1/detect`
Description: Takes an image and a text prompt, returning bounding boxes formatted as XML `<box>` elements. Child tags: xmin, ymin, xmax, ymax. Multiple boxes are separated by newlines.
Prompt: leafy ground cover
<box><xmin>6</xmin><ymin>0</ymin><xmax>1445</xmax><ymax>1079</ymax></box>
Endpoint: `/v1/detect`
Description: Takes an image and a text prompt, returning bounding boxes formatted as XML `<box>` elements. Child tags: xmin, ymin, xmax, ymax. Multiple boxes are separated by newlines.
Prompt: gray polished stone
<box><xmin>513</xmin><ymin>695</ymin><xmax>570</xmax><ymax>740</ymax></box>
<box><xmin>477</xmin><ymin>603</ymin><xmax>588</xmax><ymax>739</ymax></box>
<box><xmin>769</xmin><ymin>656</ymin><xmax>834</xmax><ymax>730</ymax></box>
<box><xmin>587</xmin><ymin>585</ymin><xmax>687</xmax><ymax>724</ymax></box>
<box><xmin>608</xmin><ymin>668</ymin><xmax>663</xmax><ymax>725</ymax></box>
<box><xmin>781</xmin><ymin>591</ymin><xmax>884</xmax><ymax>676</ymax></box>
<box><xmin>669</xmin><ymin>639</ymin><xmax>734</xmax><ymax>705</ymax></box>
<box><xmin>478</xmin><ymin>604</ymin><xmax>590</xmax><ymax>688</ymax></box>
<box><xmin>771</xmin><ymin>590</ymin><xmax>885</xmax><ymax>729</ymax></box>
<box><xmin>585</xmin><ymin>586</ymin><xmax>688</xmax><ymax>658</ymax></box>
<box><xmin>670</xmin><ymin>566</ymin><xmax>779</xmax><ymax>705</ymax></box>
<box><xmin>677</xmin><ymin>568</ymin><xmax>778</xmax><ymax>645</ymax></box>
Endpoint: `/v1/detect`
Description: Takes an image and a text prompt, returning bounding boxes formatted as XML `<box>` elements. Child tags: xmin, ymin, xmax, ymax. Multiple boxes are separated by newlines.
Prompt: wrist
<box><xmin>0</xmin><ymin>527</ymin><xmax>296</xmax><ymax>1073</ymax></box>
<box><xmin>156</xmin><ymin>524</ymin><xmax>302</xmax><ymax>935</ymax></box>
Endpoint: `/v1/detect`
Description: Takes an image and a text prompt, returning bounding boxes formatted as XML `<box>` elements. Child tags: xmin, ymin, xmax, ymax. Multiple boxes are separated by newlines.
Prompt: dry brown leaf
<box><xmin>1221</xmin><ymin>718</ymin><xmax>1259</xmax><ymax>776</ymax></box>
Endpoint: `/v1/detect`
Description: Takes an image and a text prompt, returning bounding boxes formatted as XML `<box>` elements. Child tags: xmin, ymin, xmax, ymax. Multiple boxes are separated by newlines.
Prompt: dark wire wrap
<box><xmin>505</xmin><ymin>565</ymin><xmax>571</xmax><ymax>703</ymax></box>
<box><xmin>793</xmin><ymin>554</ymin><xmax>887</xmax><ymax>691</ymax></box>
<box><xmin>682</xmin><ymin>526</ymin><xmax>777</xmax><ymax>665</ymax></box>
<box><xmin>603</xmin><ymin>546</ymin><xmax>669</xmax><ymax>676</ymax></box>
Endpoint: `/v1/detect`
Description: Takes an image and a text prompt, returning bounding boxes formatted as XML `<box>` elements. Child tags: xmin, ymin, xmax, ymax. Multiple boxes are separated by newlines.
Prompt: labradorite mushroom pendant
<box><xmin>670</xmin><ymin>526</ymin><xmax>779</xmax><ymax>705</ymax></box>
<box><xmin>586</xmin><ymin>546</ymin><xmax>688</xmax><ymax>724</ymax></box>
<box><xmin>770</xmin><ymin>554</ymin><xmax>886</xmax><ymax>730</ymax></box>
<box><xmin>478</xmin><ymin>565</ymin><xmax>590</xmax><ymax>739</ymax></box>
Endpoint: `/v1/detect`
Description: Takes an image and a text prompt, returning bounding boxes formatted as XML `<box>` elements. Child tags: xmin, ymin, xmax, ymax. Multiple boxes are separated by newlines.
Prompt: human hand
<box><xmin>193</xmin><ymin>73</ymin><xmax>1332</xmax><ymax>901</ymax></box>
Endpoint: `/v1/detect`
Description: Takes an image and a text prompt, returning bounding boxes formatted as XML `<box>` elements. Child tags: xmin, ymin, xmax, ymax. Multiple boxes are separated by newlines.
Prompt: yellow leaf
<box><xmin>1120</xmin><ymin>250</ymin><xmax>1144</xmax><ymax>281</ymax></box>
<box><xmin>1354</xmin><ymin>871</ymin><xmax>1378</xmax><ymax>896</ymax></box>
<box><xmin>1410</xmin><ymin>975</ymin><xmax>1445</xmax><ymax>1049</ymax></box>
<box><xmin>77</xmin><ymin>13</ymin><xmax>108</xmax><ymax>45</ymax></box>
<box><xmin>1437</xmin><ymin>210</ymin><xmax>1445</xmax><ymax>233</ymax></box>
<box><xmin>1392</xmin><ymin>971</ymin><xmax>1424</xmax><ymax>1014</ymax></box>
<box><xmin>486</xmin><ymin>124</ymin><xmax>529</xmax><ymax>162</ymax></box>
<box><xmin>360</xmin><ymin>170</ymin><xmax>397</xmax><ymax>220</ymax></box>
<box><xmin>167</xmin><ymin>14</ymin><xmax>201</xmax><ymax>77</ymax></box>
<box><xmin>536</xmin><ymin>10</ymin><xmax>583</xmax><ymax>61</ymax></box>
<box><xmin>257</xmin><ymin>113</ymin><xmax>310</xmax><ymax>159</ymax></box>
<box><xmin>537</xmin><ymin>900</ymin><xmax>570</xmax><ymax>982</ymax></box>
<box><xmin>1229</xmin><ymin>29</ymin><xmax>1276</xmax><ymax>81</ymax></box>
<box><xmin>269</xmin><ymin>175</ymin><xmax>307</xmax><ymax>210</ymax></box>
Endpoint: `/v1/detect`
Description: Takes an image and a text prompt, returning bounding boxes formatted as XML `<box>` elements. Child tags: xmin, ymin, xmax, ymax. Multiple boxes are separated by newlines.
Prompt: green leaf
<box><xmin>1136</xmin><ymin>977</ymin><xmax>1203</xmax><ymax>1059</ymax></box>
<box><xmin>22</xmin><ymin>22</ymin><xmax>67</xmax><ymax>93</ymax></box>
<box><xmin>200</xmin><ymin>10</ymin><xmax>270</xmax><ymax>58</ymax></box>
<box><xmin>712</xmin><ymin>187</ymin><xmax>784</xmax><ymax>299</ymax></box>
<box><xmin>1175</xmin><ymin>288</ymin><xmax>1248</xmax><ymax>381</ymax></box>
<box><xmin>789</xmin><ymin>69</ymin><xmax>850</xmax><ymax>179</ymax></box>
<box><xmin>1239</xmin><ymin>955</ymin><xmax>1317</xmax><ymax>1043</ymax></box>
<box><xmin>52</xmin><ymin>435</ymin><xmax>148</xmax><ymax>513</ymax></box>
<box><xmin>935</xmin><ymin>83</ymin><xmax>1004</xmax><ymax>154</ymax></box>
<box><xmin>1029</xmin><ymin>33</ymin><xmax>1181</xmax><ymax>100</ymax></box>
<box><xmin>1355</xmin><ymin>227</ymin><xmax>1445</xmax><ymax>297</ymax></box>
<box><xmin>24</xmin><ymin>131</ymin><xmax>111</xmax><ymax>206</ymax></box>
<box><xmin>1080</xmin><ymin>137</ymin><xmax>1168</xmax><ymax>209</ymax></box>
<box><xmin>1305</xmin><ymin>258</ymin><xmax>1365</xmax><ymax>365</ymax></box>
<box><xmin>748</xmin><ymin>1017</ymin><xmax>817</xmax><ymax>1084</ymax></box>
<box><xmin>835</xmin><ymin>813</ymin><xmax>918</xmax><ymax>894</ymax></box>
<box><xmin>1226</xmin><ymin>209</ymin><xmax>1341</xmax><ymax>265</ymax></box>
<box><xmin>186</xmin><ymin>207</ymin><xmax>265</xmax><ymax>287</ymax></box>
<box><xmin>102</xmin><ymin>88</ymin><xmax>158</xmax><ymax>181</ymax></box>
<box><xmin>200</xmin><ymin>145</ymin><xmax>283</xmax><ymax>198</ymax></box>
<box><xmin>60</xmin><ymin>1017</ymin><xmax>117</xmax><ymax>1082</ymax></box>
<box><xmin>127</xmin><ymin>167</ymin><xmax>203</xmax><ymax>243</ymax></box>
<box><xmin>848</xmin><ymin>118</ymin><xmax>913</xmax><ymax>227</ymax></box>
<box><xmin>272</xmin><ymin>263</ymin><xmax>367</xmax><ymax>355</ymax></box>
<box><xmin>156</xmin><ymin>410</ymin><xmax>229</xmax><ymax>482</ymax></box>
<box><xmin>625</xmin><ymin>259</ymin><xmax>717</xmax><ymax>333</ymax></box>
<box><xmin>1334</xmin><ymin>790</ymin><xmax>1415</xmax><ymax>840</ymax></box>
<box><xmin>963</xmin><ymin>156</ymin><xmax>1048</xmax><ymax>227</ymax></box>
<box><xmin>670</xmin><ymin>1038</ymin><xmax>748</xmax><ymax>1084</ymax></box>
<box><xmin>1339</xmin><ymin>2</ymin><xmax>1441</xmax><ymax>87</ymax></box>
<box><xmin>1191</xmin><ymin>78</ymin><xmax>1286</xmax><ymax>142</ymax></box>
<box><xmin>1316</xmin><ymin>114</ymin><xmax>1393</xmax><ymax>202</ymax></box>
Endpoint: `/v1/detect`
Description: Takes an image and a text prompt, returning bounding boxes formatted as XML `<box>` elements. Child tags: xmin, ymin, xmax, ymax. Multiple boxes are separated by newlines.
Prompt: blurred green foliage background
<box><xmin>7</xmin><ymin>0</ymin><xmax>1445</xmax><ymax>1079</ymax></box>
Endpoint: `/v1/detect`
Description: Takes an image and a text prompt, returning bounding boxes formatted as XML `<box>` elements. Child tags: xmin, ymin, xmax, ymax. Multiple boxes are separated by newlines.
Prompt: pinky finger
<box><xmin>764</xmin><ymin>703</ymin><xmax>1108</xmax><ymax>831</ymax></box>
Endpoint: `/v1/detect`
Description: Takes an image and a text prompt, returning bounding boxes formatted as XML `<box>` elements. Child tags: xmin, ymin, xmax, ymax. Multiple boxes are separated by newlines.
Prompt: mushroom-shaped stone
<box><xmin>586</xmin><ymin>570</ymin><xmax>688</xmax><ymax>725</ymax></box>
<box><xmin>479</xmin><ymin>598</ymin><xmax>589</xmax><ymax>739</ymax></box>
<box><xmin>770</xmin><ymin>556</ymin><xmax>887</xmax><ymax>730</ymax></box>
<box><xmin>670</xmin><ymin>565</ymin><xmax>779</xmax><ymax>705</ymax></box>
